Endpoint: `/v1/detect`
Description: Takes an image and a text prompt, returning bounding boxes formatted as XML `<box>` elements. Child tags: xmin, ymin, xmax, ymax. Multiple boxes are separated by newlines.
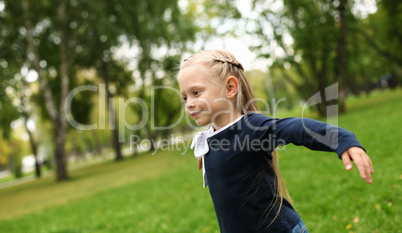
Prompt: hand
<box><xmin>198</xmin><ymin>158</ymin><xmax>202</xmax><ymax>170</ymax></box>
<box><xmin>341</xmin><ymin>146</ymin><xmax>374</xmax><ymax>184</ymax></box>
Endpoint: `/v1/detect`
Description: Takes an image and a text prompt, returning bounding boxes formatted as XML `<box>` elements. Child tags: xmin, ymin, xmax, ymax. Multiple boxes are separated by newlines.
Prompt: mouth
<box><xmin>190</xmin><ymin>111</ymin><xmax>201</xmax><ymax>118</ymax></box>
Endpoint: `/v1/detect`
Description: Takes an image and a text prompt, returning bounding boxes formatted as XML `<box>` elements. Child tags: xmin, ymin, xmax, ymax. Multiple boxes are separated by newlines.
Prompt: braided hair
<box><xmin>213</xmin><ymin>58</ymin><xmax>244</xmax><ymax>71</ymax></box>
<box><xmin>181</xmin><ymin>49</ymin><xmax>257</xmax><ymax>115</ymax></box>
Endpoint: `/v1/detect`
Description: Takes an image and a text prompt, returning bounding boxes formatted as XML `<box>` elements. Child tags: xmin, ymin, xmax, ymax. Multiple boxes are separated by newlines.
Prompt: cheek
<box><xmin>197</xmin><ymin>98</ymin><xmax>213</xmax><ymax>111</ymax></box>
<box><xmin>209</xmin><ymin>97</ymin><xmax>228</xmax><ymax>110</ymax></box>
<box><xmin>185</xmin><ymin>108</ymin><xmax>190</xmax><ymax>116</ymax></box>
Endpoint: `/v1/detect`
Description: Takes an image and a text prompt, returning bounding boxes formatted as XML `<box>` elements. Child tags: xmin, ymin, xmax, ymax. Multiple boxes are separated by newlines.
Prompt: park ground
<box><xmin>0</xmin><ymin>88</ymin><xmax>401</xmax><ymax>233</ymax></box>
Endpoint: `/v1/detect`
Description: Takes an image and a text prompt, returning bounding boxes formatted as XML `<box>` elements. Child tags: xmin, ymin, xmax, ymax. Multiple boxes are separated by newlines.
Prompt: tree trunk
<box><xmin>315</xmin><ymin>76</ymin><xmax>328</xmax><ymax>119</ymax></box>
<box><xmin>22</xmin><ymin>0</ymin><xmax>58</xmax><ymax>120</ymax></box>
<box><xmin>23</xmin><ymin>115</ymin><xmax>41</xmax><ymax>178</ymax></box>
<box><xmin>20</xmin><ymin>74</ymin><xmax>42</xmax><ymax>178</ymax></box>
<box><xmin>99</xmin><ymin>63</ymin><xmax>123</xmax><ymax>161</ymax></box>
<box><xmin>54</xmin><ymin>2</ymin><xmax>69</xmax><ymax>180</ymax></box>
<box><xmin>337</xmin><ymin>0</ymin><xmax>348</xmax><ymax>114</ymax></box>
<box><xmin>22</xmin><ymin>0</ymin><xmax>69</xmax><ymax>181</ymax></box>
<box><xmin>110</xmin><ymin>105</ymin><xmax>123</xmax><ymax>161</ymax></box>
<box><xmin>55</xmin><ymin>119</ymin><xmax>68</xmax><ymax>181</ymax></box>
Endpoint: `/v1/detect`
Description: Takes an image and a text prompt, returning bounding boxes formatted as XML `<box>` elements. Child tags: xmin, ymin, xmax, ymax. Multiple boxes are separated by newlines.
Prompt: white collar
<box><xmin>190</xmin><ymin>115</ymin><xmax>244</xmax><ymax>188</ymax></box>
<box><xmin>208</xmin><ymin>115</ymin><xmax>244</xmax><ymax>138</ymax></box>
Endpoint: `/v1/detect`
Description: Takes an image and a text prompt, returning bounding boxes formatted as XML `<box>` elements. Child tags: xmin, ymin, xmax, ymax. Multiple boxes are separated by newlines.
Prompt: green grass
<box><xmin>280</xmin><ymin>88</ymin><xmax>402</xmax><ymax>232</ymax></box>
<box><xmin>0</xmin><ymin>88</ymin><xmax>401</xmax><ymax>233</ymax></box>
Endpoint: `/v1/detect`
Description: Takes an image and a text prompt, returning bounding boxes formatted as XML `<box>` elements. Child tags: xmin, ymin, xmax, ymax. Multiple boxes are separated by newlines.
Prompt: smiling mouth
<box><xmin>191</xmin><ymin>112</ymin><xmax>201</xmax><ymax>118</ymax></box>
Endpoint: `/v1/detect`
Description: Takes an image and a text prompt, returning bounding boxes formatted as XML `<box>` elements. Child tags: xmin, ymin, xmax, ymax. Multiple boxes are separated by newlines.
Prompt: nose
<box><xmin>185</xmin><ymin>98</ymin><xmax>196</xmax><ymax>109</ymax></box>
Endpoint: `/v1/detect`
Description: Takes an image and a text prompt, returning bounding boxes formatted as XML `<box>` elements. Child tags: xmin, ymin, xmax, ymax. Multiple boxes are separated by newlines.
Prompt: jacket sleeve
<box><xmin>257</xmin><ymin>116</ymin><xmax>365</xmax><ymax>158</ymax></box>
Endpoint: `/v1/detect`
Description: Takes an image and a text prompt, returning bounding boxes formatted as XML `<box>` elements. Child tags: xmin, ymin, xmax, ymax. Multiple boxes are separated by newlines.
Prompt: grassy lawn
<box><xmin>279</xmin><ymin>88</ymin><xmax>402</xmax><ymax>232</ymax></box>
<box><xmin>0</xmin><ymin>88</ymin><xmax>401</xmax><ymax>233</ymax></box>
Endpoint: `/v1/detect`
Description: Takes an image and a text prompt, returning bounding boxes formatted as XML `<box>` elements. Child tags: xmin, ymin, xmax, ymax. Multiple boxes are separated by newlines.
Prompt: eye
<box><xmin>182</xmin><ymin>96</ymin><xmax>187</xmax><ymax>103</ymax></box>
<box><xmin>193</xmin><ymin>90</ymin><xmax>199</xmax><ymax>96</ymax></box>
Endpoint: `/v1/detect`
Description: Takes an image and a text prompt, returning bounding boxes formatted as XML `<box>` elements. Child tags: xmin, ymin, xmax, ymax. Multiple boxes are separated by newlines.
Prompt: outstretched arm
<box><xmin>259</xmin><ymin>116</ymin><xmax>374</xmax><ymax>183</ymax></box>
<box><xmin>341</xmin><ymin>146</ymin><xmax>373</xmax><ymax>184</ymax></box>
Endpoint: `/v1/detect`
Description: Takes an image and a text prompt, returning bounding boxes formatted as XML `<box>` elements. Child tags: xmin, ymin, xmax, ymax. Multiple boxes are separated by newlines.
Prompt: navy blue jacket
<box><xmin>204</xmin><ymin>112</ymin><xmax>364</xmax><ymax>233</ymax></box>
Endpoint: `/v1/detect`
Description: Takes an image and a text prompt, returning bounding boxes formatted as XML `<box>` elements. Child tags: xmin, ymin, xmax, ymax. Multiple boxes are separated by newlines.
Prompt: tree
<box><xmin>72</xmin><ymin>0</ymin><xmax>196</xmax><ymax>158</ymax></box>
<box><xmin>355</xmin><ymin>0</ymin><xmax>402</xmax><ymax>86</ymax></box>
<box><xmin>0</xmin><ymin>0</ymin><xmax>23</xmax><ymax>140</ymax></box>
<box><xmin>20</xmin><ymin>0</ymin><xmax>72</xmax><ymax>180</ymax></box>
<box><xmin>18</xmin><ymin>78</ymin><xmax>42</xmax><ymax>178</ymax></box>
<box><xmin>2</xmin><ymin>0</ymin><xmax>197</xmax><ymax>180</ymax></box>
<box><xmin>336</xmin><ymin>0</ymin><xmax>348</xmax><ymax>113</ymax></box>
<box><xmin>0</xmin><ymin>88</ymin><xmax>19</xmax><ymax>140</ymax></box>
<box><xmin>249</xmin><ymin>0</ymin><xmax>372</xmax><ymax>116</ymax></box>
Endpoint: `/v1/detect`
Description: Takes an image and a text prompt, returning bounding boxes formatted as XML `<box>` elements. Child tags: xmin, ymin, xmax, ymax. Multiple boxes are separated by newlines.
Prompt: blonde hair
<box><xmin>180</xmin><ymin>49</ymin><xmax>258</xmax><ymax>115</ymax></box>
<box><xmin>181</xmin><ymin>49</ymin><xmax>292</xmax><ymax>225</ymax></box>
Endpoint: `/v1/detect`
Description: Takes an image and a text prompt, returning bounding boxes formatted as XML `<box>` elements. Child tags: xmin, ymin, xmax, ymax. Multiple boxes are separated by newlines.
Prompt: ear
<box><xmin>225</xmin><ymin>76</ymin><xmax>239</xmax><ymax>99</ymax></box>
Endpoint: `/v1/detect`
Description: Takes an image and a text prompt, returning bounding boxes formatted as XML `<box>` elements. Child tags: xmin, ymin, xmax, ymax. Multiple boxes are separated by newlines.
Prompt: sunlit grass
<box><xmin>0</xmin><ymin>88</ymin><xmax>401</xmax><ymax>233</ymax></box>
<box><xmin>0</xmin><ymin>150</ymin><xmax>194</xmax><ymax>221</ymax></box>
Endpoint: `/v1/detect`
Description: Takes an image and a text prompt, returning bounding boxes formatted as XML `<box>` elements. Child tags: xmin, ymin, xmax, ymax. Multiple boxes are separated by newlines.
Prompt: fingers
<box><xmin>366</xmin><ymin>154</ymin><xmax>374</xmax><ymax>173</ymax></box>
<box><xmin>362</xmin><ymin>152</ymin><xmax>374</xmax><ymax>181</ymax></box>
<box><xmin>342</xmin><ymin>147</ymin><xmax>373</xmax><ymax>184</ymax></box>
<box><xmin>198</xmin><ymin>158</ymin><xmax>202</xmax><ymax>170</ymax></box>
<box><xmin>341</xmin><ymin>151</ymin><xmax>353</xmax><ymax>171</ymax></box>
<box><xmin>358</xmin><ymin>149</ymin><xmax>374</xmax><ymax>184</ymax></box>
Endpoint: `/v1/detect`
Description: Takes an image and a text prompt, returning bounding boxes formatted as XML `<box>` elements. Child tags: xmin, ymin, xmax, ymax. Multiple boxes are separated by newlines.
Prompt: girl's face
<box><xmin>178</xmin><ymin>64</ymin><xmax>235</xmax><ymax>128</ymax></box>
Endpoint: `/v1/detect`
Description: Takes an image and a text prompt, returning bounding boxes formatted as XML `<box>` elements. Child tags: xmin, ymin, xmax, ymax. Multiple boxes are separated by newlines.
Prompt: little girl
<box><xmin>177</xmin><ymin>50</ymin><xmax>373</xmax><ymax>233</ymax></box>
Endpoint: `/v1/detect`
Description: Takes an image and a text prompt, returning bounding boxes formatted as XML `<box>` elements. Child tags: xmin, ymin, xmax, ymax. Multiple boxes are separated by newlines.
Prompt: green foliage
<box><xmin>0</xmin><ymin>93</ymin><xmax>19</xmax><ymax>139</ymax></box>
<box><xmin>352</xmin><ymin>0</ymin><xmax>402</xmax><ymax>87</ymax></box>
<box><xmin>12</xmin><ymin>161</ymin><xmax>22</xmax><ymax>178</ymax></box>
<box><xmin>0</xmin><ymin>89</ymin><xmax>401</xmax><ymax>232</ymax></box>
<box><xmin>250</xmin><ymin>0</ymin><xmax>348</xmax><ymax>116</ymax></box>
<box><xmin>250</xmin><ymin>0</ymin><xmax>402</xmax><ymax>115</ymax></box>
<box><xmin>0</xmin><ymin>9</ymin><xmax>21</xmax><ymax>139</ymax></box>
<box><xmin>6</xmin><ymin>138</ymin><xmax>27</xmax><ymax>179</ymax></box>
<box><xmin>0</xmin><ymin>0</ymin><xmax>198</xmax><ymax>175</ymax></box>
<box><xmin>246</xmin><ymin>69</ymin><xmax>300</xmax><ymax>111</ymax></box>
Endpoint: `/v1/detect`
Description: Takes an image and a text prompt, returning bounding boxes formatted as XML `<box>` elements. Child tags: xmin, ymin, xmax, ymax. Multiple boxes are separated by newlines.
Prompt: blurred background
<box><xmin>0</xmin><ymin>0</ymin><xmax>401</xmax><ymax>232</ymax></box>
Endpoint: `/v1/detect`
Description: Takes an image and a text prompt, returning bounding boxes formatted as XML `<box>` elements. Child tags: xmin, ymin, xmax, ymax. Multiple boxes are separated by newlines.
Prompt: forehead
<box><xmin>178</xmin><ymin>64</ymin><xmax>208</xmax><ymax>80</ymax></box>
<box><xmin>178</xmin><ymin>65</ymin><xmax>211</xmax><ymax>89</ymax></box>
